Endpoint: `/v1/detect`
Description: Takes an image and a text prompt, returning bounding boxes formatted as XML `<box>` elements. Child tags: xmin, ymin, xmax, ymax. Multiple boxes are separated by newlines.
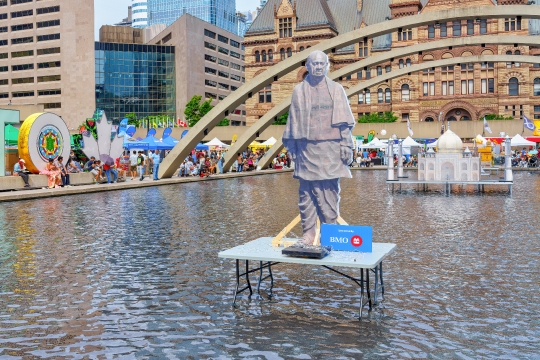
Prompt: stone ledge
<box><xmin>1</xmin><ymin>172</ymin><xmax>96</xmax><ymax>191</ymax></box>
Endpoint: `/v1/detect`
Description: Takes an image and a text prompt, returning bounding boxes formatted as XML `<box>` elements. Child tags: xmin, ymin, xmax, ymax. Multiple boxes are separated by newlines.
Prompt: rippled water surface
<box><xmin>0</xmin><ymin>171</ymin><xmax>539</xmax><ymax>359</ymax></box>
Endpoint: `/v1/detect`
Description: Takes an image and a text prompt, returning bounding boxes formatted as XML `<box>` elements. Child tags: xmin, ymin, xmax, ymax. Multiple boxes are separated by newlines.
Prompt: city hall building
<box><xmin>243</xmin><ymin>0</ymin><xmax>540</xmax><ymax>126</ymax></box>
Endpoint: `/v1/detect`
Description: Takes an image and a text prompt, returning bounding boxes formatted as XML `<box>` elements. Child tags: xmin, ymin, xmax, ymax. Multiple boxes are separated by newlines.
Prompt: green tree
<box><xmin>217</xmin><ymin>118</ymin><xmax>230</xmax><ymax>126</ymax></box>
<box><xmin>272</xmin><ymin>112</ymin><xmax>288</xmax><ymax>125</ymax></box>
<box><xmin>184</xmin><ymin>95</ymin><xmax>227</xmax><ymax>127</ymax></box>
<box><xmin>184</xmin><ymin>95</ymin><xmax>215</xmax><ymax>127</ymax></box>
<box><xmin>358</xmin><ymin>112</ymin><xmax>398</xmax><ymax>123</ymax></box>
<box><xmin>125</xmin><ymin>112</ymin><xmax>140</xmax><ymax>127</ymax></box>
<box><xmin>484</xmin><ymin>114</ymin><xmax>514</xmax><ymax>121</ymax></box>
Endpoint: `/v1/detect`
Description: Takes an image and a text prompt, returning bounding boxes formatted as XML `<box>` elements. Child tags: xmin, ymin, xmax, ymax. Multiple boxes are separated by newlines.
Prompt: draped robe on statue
<box><xmin>283</xmin><ymin>76</ymin><xmax>355</xmax><ymax>242</ymax></box>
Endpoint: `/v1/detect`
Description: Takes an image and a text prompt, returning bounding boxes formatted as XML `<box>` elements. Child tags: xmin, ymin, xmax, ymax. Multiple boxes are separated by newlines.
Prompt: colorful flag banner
<box><xmin>534</xmin><ymin>120</ymin><xmax>540</xmax><ymax>136</ymax></box>
<box><xmin>407</xmin><ymin>119</ymin><xmax>414</xmax><ymax>137</ymax></box>
<box><xmin>524</xmin><ymin>115</ymin><xmax>536</xmax><ymax>132</ymax></box>
<box><xmin>483</xmin><ymin>117</ymin><xmax>492</xmax><ymax>134</ymax></box>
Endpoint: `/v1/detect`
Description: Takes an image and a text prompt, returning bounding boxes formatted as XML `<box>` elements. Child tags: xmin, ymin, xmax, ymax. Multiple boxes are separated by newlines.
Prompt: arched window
<box><xmin>287</xmin><ymin>47</ymin><xmax>292</xmax><ymax>58</ymax></box>
<box><xmin>261</xmin><ymin>50</ymin><xmax>267</xmax><ymax>62</ymax></box>
<box><xmin>401</xmin><ymin>84</ymin><xmax>410</xmax><ymax>101</ymax></box>
<box><xmin>406</xmin><ymin>58</ymin><xmax>411</xmax><ymax>67</ymax></box>
<box><xmin>506</xmin><ymin>50</ymin><xmax>512</xmax><ymax>68</ymax></box>
<box><xmin>378</xmin><ymin>88</ymin><xmax>384</xmax><ymax>103</ymax></box>
<box><xmin>399</xmin><ymin>59</ymin><xmax>404</xmax><ymax>69</ymax></box>
<box><xmin>425</xmin><ymin>117</ymin><xmax>434</xmax><ymax>122</ymax></box>
<box><xmin>299</xmin><ymin>46</ymin><xmax>304</xmax><ymax>51</ymax></box>
<box><xmin>255</xmin><ymin>51</ymin><xmax>260</xmax><ymax>62</ymax></box>
<box><xmin>365</xmin><ymin>89</ymin><xmax>371</xmax><ymax>104</ymax></box>
<box><xmin>509</xmin><ymin>77</ymin><xmax>519</xmax><ymax>96</ymax></box>
<box><xmin>385</xmin><ymin>88</ymin><xmax>391</xmax><ymax>103</ymax></box>
<box><xmin>515</xmin><ymin>50</ymin><xmax>521</xmax><ymax>67</ymax></box>
<box><xmin>307</xmin><ymin>45</ymin><xmax>311</xmax><ymax>48</ymax></box>
<box><xmin>280</xmin><ymin>48</ymin><xmax>285</xmax><ymax>60</ymax></box>
<box><xmin>268</xmin><ymin>49</ymin><xmax>273</xmax><ymax>61</ymax></box>
<box><xmin>534</xmin><ymin>78</ymin><xmax>540</xmax><ymax>96</ymax></box>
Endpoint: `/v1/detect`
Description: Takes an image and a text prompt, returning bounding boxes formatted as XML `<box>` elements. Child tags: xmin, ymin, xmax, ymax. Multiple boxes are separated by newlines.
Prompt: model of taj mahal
<box><xmin>417</xmin><ymin>130</ymin><xmax>481</xmax><ymax>182</ymax></box>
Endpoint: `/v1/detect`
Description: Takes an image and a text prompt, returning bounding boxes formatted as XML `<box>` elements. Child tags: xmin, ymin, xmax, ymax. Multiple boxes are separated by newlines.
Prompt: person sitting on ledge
<box><xmin>13</xmin><ymin>159</ymin><xmax>31</xmax><ymax>187</ymax></box>
<box><xmin>54</xmin><ymin>156</ymin><xmax>70</xmax><ymax>187</ymax></box>
<box><xmin>41</xmin><ymin>158</ymin><xmax>62</xmax><ymax>189</ymax></box>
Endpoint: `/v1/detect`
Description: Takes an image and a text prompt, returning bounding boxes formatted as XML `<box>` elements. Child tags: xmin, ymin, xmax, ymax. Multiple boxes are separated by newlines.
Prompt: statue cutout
<box><xmin>282</xmin><ymin>51</ymin><xmax>355</xmax><ymax>246</ymax></box>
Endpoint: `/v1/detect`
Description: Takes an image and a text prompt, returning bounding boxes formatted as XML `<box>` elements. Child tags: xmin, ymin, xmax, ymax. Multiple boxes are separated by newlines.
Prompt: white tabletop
<box><xmin>218</xmin><ymin>237</ymin><xmax>396</xmax><ymax>269</ymax></box>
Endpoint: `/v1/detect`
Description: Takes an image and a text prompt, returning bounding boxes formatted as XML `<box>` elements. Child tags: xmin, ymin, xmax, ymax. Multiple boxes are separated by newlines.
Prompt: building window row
<box><xmin>377</xmin><ymin>88</ymin><xmax>391</xmax><ymax>103</ymax></box>
<box><xmin>37</xmin><ymin>60</ymin><xmax>60</xmax><ymax>68</ymax></box>
<box><xmin>280</xmin><ymin>47</ymin><xmax>292</xmax><ymax>60</ymax></box>
<box><xmin>205</xmin><ymin>41</ymin><xmax>243</xmax><ymax>60</ymax></box>
<box><xmin>428</xmin><ymin>19</ymin><xmax>487</xmax><ymax>39</ymax></box>
<box><xmin>37</xmin><ymin>5</ymin><xmax>60</xmax><ymax>15</ymax></box>
<box><xmin>397</xmin><ymin>28</ymin><xmax>412</xmax><ymax>41</ymax></box>
<box><xmin>8</xmin><ymin>34</ymin><xmax>59</xmax><ymax>45</ymax></box>
<box><xmin>44</xmin><ymin>102</ymin><xmax>60</xmax><ymax>109</ymax></box>
<box><xmin>12</xmin><ymin>90</ymin><xmax>34</xmax><ymax>97</ymax></box>
<box><xmin>38</xmin><ymin>89</ymin><xmax>61</xmax><ymax>96</ymax></box>
<box><xmin>0</xmin><ymin>26</ymin><xmax>6</xmax><ymax>33</ymax></box>
<box><xmin>11</xmin><ymin>0</ymin><xmax>33</xmax><ymax>5</ymax></box>
<box><xmin>11</xmin><ymin>23</ymin><xmax>32</xmax><ymax>31</ymax></box>
<box><xmin>505</xmin><ymin>17</ymin><xmax>522</xmax><ymax>32</ymax></box>
<box><xmin>218</xmin><ymin>34</ymin><xmax>228</xmax><ymax>44</ymax></box>
<box><xmin>254</xmin><ymin>49</ymin><xmax>273</xmax><ymax>63</ymax></box>
<box><xmin>204</xmin><ymin>29</ymin><xmax>216</xmax><ymax>39</ymax></box>
<box><xmin>205</xmin><ymin>79</ymin><xmax>217</xmax><ymax>87</ymax></box>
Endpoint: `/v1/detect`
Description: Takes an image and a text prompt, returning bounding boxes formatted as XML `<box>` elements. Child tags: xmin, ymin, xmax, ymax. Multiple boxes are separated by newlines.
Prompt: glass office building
<box><xmin>148</xmin><ymin>0</ymin><xmax>239</xmax><ymax>35</ymax></box>
<box><xmin>95</xmin><ymin>42</ymin><xmax>176</xmax><ymax>123</ymax></box>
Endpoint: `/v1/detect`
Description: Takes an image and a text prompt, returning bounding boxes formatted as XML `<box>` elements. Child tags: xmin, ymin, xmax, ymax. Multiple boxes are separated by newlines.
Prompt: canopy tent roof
<box><xmin>124</xmin><ymin>135</ymin><xmax>171</xmax><ymax>150</ymax></box>
<box><xmin>248</xmin><ymin>140</ymin><xmax>266</xmax><ymax>149</ymax></box>
<box><xmin>162</xmin><ymin>136</ymin><xmax>179</xmax><ymax>146</ymax></box>
<box><xmin>358</xmin><ymin>137</ymin><xmax>388</xmax><ymax>149</ymax></box>
<box><xmin>4</xmin><ymin>124</ymin><xmax>18</xmax><ymax>146</ymax></box>
<box><xmin>511</xmin><ymin>134</ymin><xmax>536</xmax><ymax>147</ymax></box>
<box><xmin>205</xmin><ymin>137</ymin><xmax>229</xmax><ymax>147</ymax></box>
<box><xmin>426</xmin><ymin>140</ymin><xmax>437</xmax><ymax>148</ymax></box>
<box><xmin>261</xmin><ymin>136</ymin><xmax>277</xmax><ymax>146</ymax></box>
<box><xmin>195</xmin><ymin>143</ymin><xmax>209</xmax><ymax>150</ymax></box>
<box><xmin>401</xmin><ymin>136</ymin><xmax>423</xmax><ymax>147</ymax></box>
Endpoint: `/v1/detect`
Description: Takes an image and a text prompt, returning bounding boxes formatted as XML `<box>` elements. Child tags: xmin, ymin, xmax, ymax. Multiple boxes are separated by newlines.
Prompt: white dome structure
<box><xmin>437</xmin><ymin>129</ymin><xmax>463</xmax><ymax>153</ymax></box>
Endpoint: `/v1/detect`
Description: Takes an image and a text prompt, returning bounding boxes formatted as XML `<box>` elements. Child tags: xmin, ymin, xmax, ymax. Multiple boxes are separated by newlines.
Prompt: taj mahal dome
<box><xmin>418</xmin><ymin>130</ymin><xmax>481</xmax><ymax>182</ymax></box>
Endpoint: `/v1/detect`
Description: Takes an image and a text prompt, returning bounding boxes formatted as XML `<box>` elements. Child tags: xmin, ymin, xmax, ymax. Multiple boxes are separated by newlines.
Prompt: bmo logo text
<box><xmin>321</xmin><ymin>224</ymin><xmax>372</xmax><ymax>253</ymax></box>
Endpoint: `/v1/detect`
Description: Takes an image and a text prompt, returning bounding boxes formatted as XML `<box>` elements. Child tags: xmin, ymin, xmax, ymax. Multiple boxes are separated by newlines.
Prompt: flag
<box><xmin>407</xmin><ymin>119</ymin><xmax>414</xmax><ymax>137</ymax></box>
<box><xmin>524</xmin><ymin>115</ymin><xmax>536</xmax><ymax>132</ymax></box>
<box><xmin>534</xmin><ymin>120</ymin><xmax>540</xmax><ymax>136</ymax></box>
<box><xmin>483</xmin><ymin>117</ymin><xmax>492</xmax><ymax>134</ymax></box>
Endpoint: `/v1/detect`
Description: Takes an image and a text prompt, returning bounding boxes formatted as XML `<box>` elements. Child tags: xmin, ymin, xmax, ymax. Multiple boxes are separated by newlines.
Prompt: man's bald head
<box><xmin>306</xmin><ymin>51</ymin><xmax>330</xmax><ymax>78</ymax></box>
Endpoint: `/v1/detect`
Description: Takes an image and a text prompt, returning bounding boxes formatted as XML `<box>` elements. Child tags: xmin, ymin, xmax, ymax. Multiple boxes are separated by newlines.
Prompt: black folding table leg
<box><xmin>380</xmin><ymin>261</ymin><xmax>385</xmax><ymax>299</ymax></box>
<box><xmin>366</xmin><ymin>268</ymin><xmax>372</xmax><ymax>310</ymax></box>
<box><xmin>245</xmin><ymin>260</ymin><xmax>253</xmax><ymax>296</ymax></box>
<box><xmin>232</xmin><ymin>259</ymin><xmax>240</xmax><ymax>307</ymax></box>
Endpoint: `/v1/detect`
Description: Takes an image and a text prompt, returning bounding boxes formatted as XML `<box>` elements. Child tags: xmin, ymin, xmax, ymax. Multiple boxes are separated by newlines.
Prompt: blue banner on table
<box><xmin>320</xmin><ymin>224</ymin><xmax>373</xmax><ymax>252</ymax></box>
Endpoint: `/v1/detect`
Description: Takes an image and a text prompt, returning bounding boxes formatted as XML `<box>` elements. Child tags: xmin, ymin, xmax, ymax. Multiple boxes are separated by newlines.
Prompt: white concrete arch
<box><xmin>254</xmin><ymin>54</ymin><xmax>540</xmax><ymax>170</ymax></box>
<box><xmin>221</xmin><ymin>35</ymin><xmax>540</xmax><ymax>171</ymax></box>
<box><xmin>158</xmin><ymin>6</ymin><xmax>540</xmax><ymax>178</ymax></box>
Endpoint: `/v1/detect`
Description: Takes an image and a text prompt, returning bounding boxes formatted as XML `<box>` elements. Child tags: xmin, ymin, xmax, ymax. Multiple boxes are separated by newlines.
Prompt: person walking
<box><xmin>129</xmin><ymin>150</ymin><xmax>138</xmax><ymax>180</ymax></box>
<box><xmin>150</xmin><ymin>149</ymin><xmax>161</xmax><ymax>181</ymax></box>
<box><xmin>137</xmin><ymin>151</ymin><xmax>146</xmax><ymax>181</ymax></box>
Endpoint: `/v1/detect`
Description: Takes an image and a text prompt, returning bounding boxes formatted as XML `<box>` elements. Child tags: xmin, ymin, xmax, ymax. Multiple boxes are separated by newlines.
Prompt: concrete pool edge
<box><xmin>0</xmin><ymin>166</ymin><xmax>537</xmax><ymax>203</ymax></box>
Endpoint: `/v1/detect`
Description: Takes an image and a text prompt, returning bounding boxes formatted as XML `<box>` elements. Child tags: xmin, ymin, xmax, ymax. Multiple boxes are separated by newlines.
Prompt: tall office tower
<box><xmin>148</xmin><ymin>0</ymin><xmax>239</xmax><ymax>35</ymax></box>
<box><xmin>0</xmin><ymin>0</ymin><xmax>95</xmax><ymax>129</ymax></box>
<box><xmin>132</xmin><ymin>0</ymin><xmax>148</xmax><ymax>28</ymax></box>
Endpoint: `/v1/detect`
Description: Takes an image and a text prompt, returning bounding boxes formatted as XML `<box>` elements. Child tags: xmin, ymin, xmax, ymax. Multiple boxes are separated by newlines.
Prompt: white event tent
<box><xmin>358</xmin><ymin>137</ymin><xmax>388</xmax><ymax>149</ymax></box>
<box><xmin>401</xmin><ymin>136</ymin><xmax>423</xmax><ymax>147</ymax></box>
<box><xmin>205</xmin><ymin>137</ymin><xmax>230</xmax><ymax>148</ymax></box>
<box><xmin>261</xmin><ymin>137</ymin><xmax>277</xmax><ymax>146</ymax></box>
<box><xmin>511</xmin><ymin>134</ymin><xmax>536</xmax><ymax>147</ymax></box>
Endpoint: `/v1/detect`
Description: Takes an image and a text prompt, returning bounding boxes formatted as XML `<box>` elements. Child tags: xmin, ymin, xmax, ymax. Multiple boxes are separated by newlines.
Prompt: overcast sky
<box><xmin>94</xmin><ymin>0</ymin><xmax>261</xmax><ymax>40</ymax></box>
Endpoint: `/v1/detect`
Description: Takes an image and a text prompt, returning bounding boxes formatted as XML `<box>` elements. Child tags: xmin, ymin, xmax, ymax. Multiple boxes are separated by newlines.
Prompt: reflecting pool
<box><xmin>0</xmin><ymin>171</ymin><xmax>539</xmax><ymax>358</ymax></box>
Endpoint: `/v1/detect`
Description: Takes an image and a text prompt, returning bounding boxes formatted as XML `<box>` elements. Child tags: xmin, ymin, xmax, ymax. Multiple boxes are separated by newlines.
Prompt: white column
<box><xmin>387</xmin><ymin>141</ymin><xmax>395</xmax><ymax>181</ymax></box>
<box><xmin>504</xmin><ymin>136</ymin><xmax>513</xmax><ymax>182</ymax></box>
<box><xmin>397</xmin><ymin>140</ymin><xmax>404</xmax><ymax>178</ymax></box>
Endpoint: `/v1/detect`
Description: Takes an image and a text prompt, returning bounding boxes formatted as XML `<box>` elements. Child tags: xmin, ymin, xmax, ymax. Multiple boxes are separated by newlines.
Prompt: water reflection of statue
<box><xmin>283</xmin><ymin>51</ymin><xmax>355</xmax><ymax>246</ymax></box>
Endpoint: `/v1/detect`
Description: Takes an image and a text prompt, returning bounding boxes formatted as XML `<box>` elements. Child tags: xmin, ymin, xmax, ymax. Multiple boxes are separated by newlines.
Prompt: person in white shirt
<box><xmin>129</xmin><ymin>151</ymin><xmax>138</xmax><ymax>180</ymax></box>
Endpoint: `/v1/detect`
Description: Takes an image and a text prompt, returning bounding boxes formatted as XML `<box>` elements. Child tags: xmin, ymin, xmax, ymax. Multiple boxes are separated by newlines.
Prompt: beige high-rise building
<box><xmin>0</xmin><ymin>0</ymin><xmax>95</xmax><ymax>129</ymax></box>
<box><xmin>147</xmin><ymin>14</ymin><xmax>246</xmax><ymax>125</ymax></box>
